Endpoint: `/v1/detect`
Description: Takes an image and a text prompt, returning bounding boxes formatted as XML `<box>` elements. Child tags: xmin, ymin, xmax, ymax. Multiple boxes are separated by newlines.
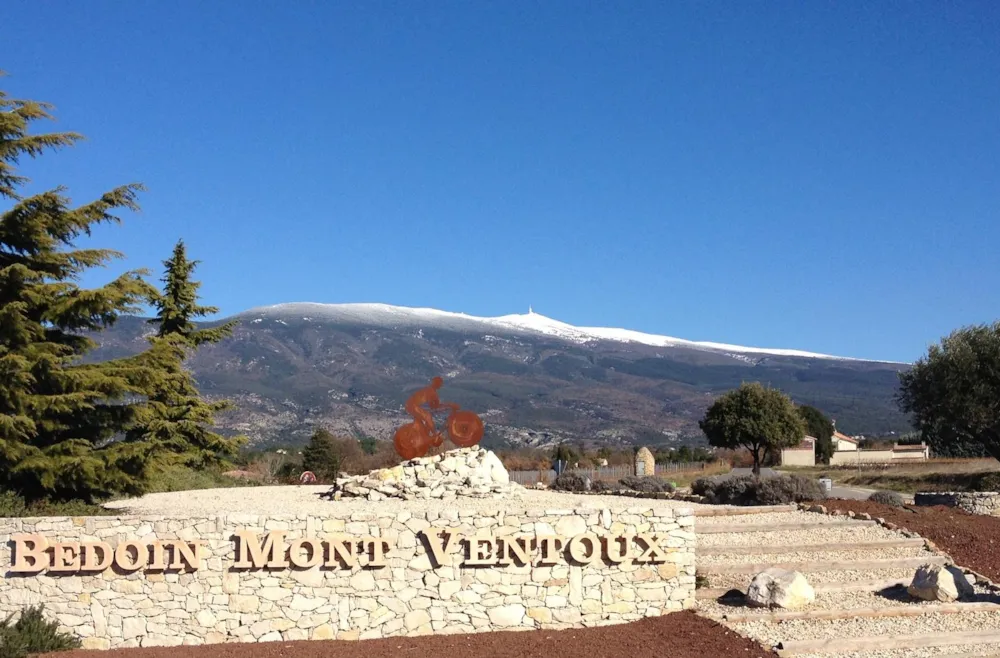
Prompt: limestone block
<box><xmin>747</xmin><ymin>569</ymin><xmax>815</xmax><ymax>609</ymax></box>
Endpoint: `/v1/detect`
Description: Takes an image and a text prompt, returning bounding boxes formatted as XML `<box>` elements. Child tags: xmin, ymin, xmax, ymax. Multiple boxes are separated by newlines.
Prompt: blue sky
<box><xmin>3</xmin><ymin>1</ymin><xmax>998</xmax><ymax>363</ymax></box>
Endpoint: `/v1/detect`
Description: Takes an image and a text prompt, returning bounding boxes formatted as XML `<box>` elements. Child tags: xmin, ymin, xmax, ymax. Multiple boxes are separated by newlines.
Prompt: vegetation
<box><xmin>617</xmin><ymin>475</ymin><xmax>675</xmax><ymax>493</ymax></box>
<box><xmin>551</xmin><ymin>471</ymin><xmax>589</xmax><ymax>492</ymax></box>
<box><xmin>0</xmin><ymin>79</ymin><xmax>159</xmax><ymax>502</ymax></box>
<box><xmin>692</xmin><ymin>473</ymin><xmax>826</xmax><ymax>506</ymax></box>
<box><xmin>797</xmin><ymin>405</ymin><xmax>835</xmax><ymax>464</ymax></box>
<box><xmin>302</xmin><ymin>428</ymin><xmax>348</xmax><ymax>482</ymax></box>
<box><xmin>868</xmin><ymin>490</ymin><xmax>904</xmax><ymax>507</ymax></box>
<box><xmin>125</xmin><ymin>240</ymin><xmax>245</xmax><ymax>469</ymax></box>
<box><xmin>0</xmin><ymin>605</ymin><xmax>80</xmax><ymax>658</ymax></box>
<box><xmin>0</xmin><ymin>75</ymin><xmax>240</xmax><ymax>507</ymax></box>
<box><xmin>699</xmin><ymin>382</ymin><xmax>806</xmax><ymax>475</ymax></box>
<box><xmin>898</xmin><ymin>322</ymin><xmax>1000</xmax><ymax>460</ymax></box>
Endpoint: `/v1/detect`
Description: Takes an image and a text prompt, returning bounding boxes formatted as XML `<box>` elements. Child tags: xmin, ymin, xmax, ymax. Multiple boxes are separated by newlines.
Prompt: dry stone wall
<box><xmin>914</xmin><ymin>492</ymin><xmax>1000</xmax><ymax>516</ymax></box>
<box><xmin>1</xmin><ymin>506</ymin><xmax>695</xmax><ymax>649</ymax></box>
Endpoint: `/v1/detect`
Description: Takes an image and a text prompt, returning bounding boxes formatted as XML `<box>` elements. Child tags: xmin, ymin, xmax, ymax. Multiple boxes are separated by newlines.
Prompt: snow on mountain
<box><xmin>242</xmin><ymin>302</ymin><xmax>892</xmax><ymax>363</ymax></box>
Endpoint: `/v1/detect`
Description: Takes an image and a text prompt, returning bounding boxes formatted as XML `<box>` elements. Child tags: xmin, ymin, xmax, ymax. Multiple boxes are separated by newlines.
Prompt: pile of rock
<box><xmin>914</xmin><ymin>491</ymin><xmax>1000</xmax><ymax>516</ymax></box>
<box><xmin>330</xmin><ymin>447</ymin><xmax>520</xmax><ymax>501</ymax></box>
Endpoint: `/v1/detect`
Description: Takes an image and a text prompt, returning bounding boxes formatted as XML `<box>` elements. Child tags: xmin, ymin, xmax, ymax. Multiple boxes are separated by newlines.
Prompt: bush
<box><xmin>618</xmin><ymin>476</ymin><xmax>675</xmax><ymax>494</ymax></box>
<box><xmin>868</xmin><ymin>490</ymin><xmax>905</xmax><ymax>507</ymax></box>
<box><xmin>590</xmin><ymin>480</ymin><xmax>611</xmax><ymax>493</ymax></box>
<box><xmin>0</xmin><ymin>605</ymin><xmax>80</xmax><ymax>658</ymax></box>
<box><xmin>551</xmin><ymin>472</ymin><xmax>589</xmax><ymax>492</ymax></box>
<box><xmin>693</xmin><ymin>474</ymin><xmax>827</xmax><ymax>506</ymax></box>
<box><xmin>754</xmin><ymin>474</ymin><xmax>826</xmax><ymax>505</ymax></box>
<box><xmin>0</xmin><ymin>491</ymin><xmax>111</xmax><ymax>518</ymax></box>
<box><xmin>975</xmin><ymin>472</ymin><xmax>1000</xmax><ymax>492</ymax></box>
<box><xmin>691</xmin><ymin>477</ymin><xmax>717</xmax><ymax>497</ymax></box>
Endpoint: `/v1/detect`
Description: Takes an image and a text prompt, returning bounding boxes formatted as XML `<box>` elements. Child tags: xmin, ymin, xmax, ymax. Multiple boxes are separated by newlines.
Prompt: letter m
<box><xmin>232</xmin><ymin>531</ymin><xmax>288</xmax><ymax>569</ymax></box>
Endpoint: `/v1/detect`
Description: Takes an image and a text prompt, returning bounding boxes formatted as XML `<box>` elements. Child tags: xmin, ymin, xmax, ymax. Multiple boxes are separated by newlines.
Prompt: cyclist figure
<box><xmin>404</xmin><ymin>376</ymin><xmax>447</xmax><ymax>446</ymax></box>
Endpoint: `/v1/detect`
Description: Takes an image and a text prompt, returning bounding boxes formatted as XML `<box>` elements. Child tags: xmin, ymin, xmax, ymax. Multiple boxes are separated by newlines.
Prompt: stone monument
<box><xmin>635</xmin><ymin>446</ymin><xmax>655</xmax><ymax>477</ymax></box>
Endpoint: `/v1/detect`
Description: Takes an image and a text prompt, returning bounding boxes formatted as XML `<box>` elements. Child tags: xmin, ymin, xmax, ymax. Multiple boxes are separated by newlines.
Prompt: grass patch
<box><xmin>839</xmin><ymin>470</ymin><xmax>1000</xmax><ymax>494</ymax></box>
<box><xmin>0</xmin><ymin>491</ymin><xmax>112</xmax><ymax>518</ymax></box>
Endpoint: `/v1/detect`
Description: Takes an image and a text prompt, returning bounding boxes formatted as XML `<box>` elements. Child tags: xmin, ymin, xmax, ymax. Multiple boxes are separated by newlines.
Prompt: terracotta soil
<box><xmin>824</xmin><ymin>499</ymin><xmax>1000</xmax><ymax>583</ymax></box>
<box><xmin>46</xmin><ymin>612</ymin><xmax>775</xmax><ymax>658</ymax></box>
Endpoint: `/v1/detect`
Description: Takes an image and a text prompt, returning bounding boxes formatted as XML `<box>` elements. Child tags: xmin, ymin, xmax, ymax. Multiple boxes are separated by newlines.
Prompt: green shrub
<box><xmin>590</xmin><ymin>479</ymin><xmax>611</xmax><ymax>493</ymax></box>
<box><xmin>618</xmin><ymin>476</ymin><xmax>675</xmax><ymax>494</ymax></box>
<box><xmin>868</xmin><ymin>490</ymin><xmax>905</xmax><ymax>507</ymax></box>
<box><xmin>691</xmin><ymin>477</ymin><xmax>717</xmax><ymax>497</ymax></box>
<box><xmin>0</xmin><ymin>605</ymin><xmax>80</xmax><ymax>658</ymax></box>
<box><xmin>755</xmin><ymin>474</ymin><xmax>826</xmax><ymax>505</ymax></box>
<box><xmin>0</xmin><ymin>491</ymin><xmax>111</xmax><ymax>518</ymax></box>
<box><xmin>551</xmin><ymin>472</ymin><xmax>588</xmax><ymax>492</ymax></box>
<box><xmin>975</xmin><ymin>472</ymin><xmax>1000</xmax><ymax>492</ymax></box>
<box><xmin>693</xmin><ymin>474</ymin><xmax>826</xmax><ymax>506</ymax></box>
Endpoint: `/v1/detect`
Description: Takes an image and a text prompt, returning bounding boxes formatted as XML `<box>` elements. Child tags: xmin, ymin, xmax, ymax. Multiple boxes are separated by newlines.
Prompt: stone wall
<box><xmin>914</xmin><ymin>492</ymin><xmax>1000</xmax><ymax>516</ymax></box>
<box><xmin>1</xmin><ymin>506</ymin><xmax>695</xmax><ymax>649</ymax></box>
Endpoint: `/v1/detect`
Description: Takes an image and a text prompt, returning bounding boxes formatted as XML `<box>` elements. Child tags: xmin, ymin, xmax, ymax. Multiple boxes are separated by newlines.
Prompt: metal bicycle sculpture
<box><xmin>393</xmin><ymin>377</ymin><xmax>484</xmax><ymax>460</ymax></box>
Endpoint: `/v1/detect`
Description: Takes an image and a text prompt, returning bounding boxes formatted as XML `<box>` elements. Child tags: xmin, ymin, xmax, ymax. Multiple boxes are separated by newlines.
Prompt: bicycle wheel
<box><xmin>393</xmin><ymin>422</ymin><xmax>430</xmax><ymax>460</ymax></box>
<box><xmin>446</xmin><ymin>410</ymin><xmax>484</xmax><ymax>448</ymax></box>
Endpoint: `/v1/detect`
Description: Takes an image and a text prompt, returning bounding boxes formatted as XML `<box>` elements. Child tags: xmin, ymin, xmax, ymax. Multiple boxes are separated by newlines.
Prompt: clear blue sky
<box><xmin>4</xmin><ymin>1</ymin><xmax>998</xmax><ymax>363</ymax></box>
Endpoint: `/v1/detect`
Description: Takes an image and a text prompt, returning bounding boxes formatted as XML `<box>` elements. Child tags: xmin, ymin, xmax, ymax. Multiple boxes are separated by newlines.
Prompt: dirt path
<box><xmin>46</xmin><ymin>612</ymin><xmax>775</xmax><ymax>658</ymax></box>
<box><xmin>824</xmin><ymin>500</ymin><xmax>1000</xmax><ymax>584</ymax></box>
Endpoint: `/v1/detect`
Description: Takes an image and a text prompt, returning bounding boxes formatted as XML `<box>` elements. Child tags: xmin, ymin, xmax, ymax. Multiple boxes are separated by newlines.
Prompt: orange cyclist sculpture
<box><xmin>393</xmin><ymin>377</ymin><xmax>484</xmax><ymax>460</ymax></box>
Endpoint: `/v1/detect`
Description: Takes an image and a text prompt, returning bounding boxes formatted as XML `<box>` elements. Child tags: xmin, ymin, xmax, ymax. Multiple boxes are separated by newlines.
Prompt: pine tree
<box><xmin>125</xmin><ymin>240</ymin><xmax>244</xmax><ymax>468</ymax></box>
<box><xmin>302</xmin><ymin>429</ymin><xmax>344</xmax><ymax>482</ymax></box>
<box><xmin>0</xmin><ymin>75</ymin><xmax>160</xmax><ymax>501</ymax></box>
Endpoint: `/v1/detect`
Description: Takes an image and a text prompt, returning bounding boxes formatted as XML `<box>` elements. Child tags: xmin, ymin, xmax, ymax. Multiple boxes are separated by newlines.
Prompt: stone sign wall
<box><xmin>1</xmin><ymin>506</ymin><xmax>695</xmax><ymax>649</ymax></box>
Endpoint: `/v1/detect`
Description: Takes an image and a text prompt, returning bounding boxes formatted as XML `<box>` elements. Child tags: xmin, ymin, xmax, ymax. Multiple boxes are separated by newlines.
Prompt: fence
<box><xmin>508</xmin><ymin>461</ymin><xmax>708</xmax><ymax>486</ymax></box>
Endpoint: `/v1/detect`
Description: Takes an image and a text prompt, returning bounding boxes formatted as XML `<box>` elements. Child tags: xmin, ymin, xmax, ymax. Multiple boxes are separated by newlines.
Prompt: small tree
<box><xmin>699</xmin><ymin>382</ymin><xmax>806</xmax><ymax>476</ymax></box>
<box><xmin>797</xmin><ymin>405</ymin><xmax>835</xmax><ymax>464</ymax></box>
<box><xmin>302</xmin><ymin>429</ymin><xmax>344</xmax><ymax>481</ymax></box>
<box><xmin>898</xmin><ymin>322</ymin><xmax>1000</xmax><ymax>460</ymax></box>
<box><xmin>125</xmin><ymin>240</ymin><xmax>244</xmax><ymax>468</ymax></box>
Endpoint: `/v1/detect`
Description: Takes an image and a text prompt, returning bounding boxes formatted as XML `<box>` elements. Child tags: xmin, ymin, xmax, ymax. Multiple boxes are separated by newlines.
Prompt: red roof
<box><xmin>833</xmin><ymin>431</ymin><xmax>859</xmax><ymax>444</ymax></box>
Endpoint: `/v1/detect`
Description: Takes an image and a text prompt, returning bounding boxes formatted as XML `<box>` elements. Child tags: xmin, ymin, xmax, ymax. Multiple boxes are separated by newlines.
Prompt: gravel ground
<box><xmin>735</xmin><ymin>609</ymin><xmax>1000</xmax><ymax>645</ymax></box>
<box><xmin>698</xmin><ymin>584</ymin><xmax>1000</xmax><ymax>615</ymax></box>
<box><xmin>824</xmin><ymin>500</ymin><xmax>1000</xmax><ymax>585</ymax></box>
<box><xmin>796</xmin><ymin>642</ymin><xmax>1000</xmax><ymax>658</ymax></box>
<box><xmin>102</xmin><ymin>485</ymin><xmax>708</xmax><ymax>516</ymax></box>
<box><xmin>697</xmin><ymin>546</ymin><xmax>935</xmax><ymax>566</ymax></box>
<box><xmin>704</xmin><ymin>567</ymin><xmax>924</xmax><ymax>591</ymax></box>
<box><xmin>694</xmin><ymin>511</ymin><xmax>861</xmax><ymax>526</ymax></box>
<box><xmin>696</xmin><ymin>524</ymin><xmax>904</xmax><ymax>547</ymax></box>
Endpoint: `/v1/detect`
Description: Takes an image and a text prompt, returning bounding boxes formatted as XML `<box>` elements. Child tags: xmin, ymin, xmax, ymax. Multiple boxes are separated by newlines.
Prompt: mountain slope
<box><xmin>88</xmin><ymin>303</ymin><xmax>912</xmax><ymax>449</ymax></box>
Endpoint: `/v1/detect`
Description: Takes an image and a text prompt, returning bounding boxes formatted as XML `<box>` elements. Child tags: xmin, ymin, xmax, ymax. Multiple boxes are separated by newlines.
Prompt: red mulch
<box><xmin>47</xmin><ymin>611</ymin><xmax>775</xmax><ymax>658</ymax></box>
<box><xmin>825</xmin><ymin>499</ymin><xmax>1000</xmax><ymax>583</ymax></box>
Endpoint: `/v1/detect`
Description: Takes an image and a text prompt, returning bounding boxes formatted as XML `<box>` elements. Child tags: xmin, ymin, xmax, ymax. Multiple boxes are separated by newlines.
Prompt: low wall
<box><xmin>780</xmin><ymin>449</ymin><xmax>815</xmax><ymax>467</ymax></box>
<box><xmin>829</xmin><ymin>450</ymin><xmax>894</xmax><ymax>465</ymax></box>
<box><xmin>914</xmin><ymin>492</ymin><xmax>1000</xmax><ymax>516</ymax></box>
<box><xmin>1</xmin><ymin>506</ymin><xmax>695</xmax><ymax>649</ymax></box>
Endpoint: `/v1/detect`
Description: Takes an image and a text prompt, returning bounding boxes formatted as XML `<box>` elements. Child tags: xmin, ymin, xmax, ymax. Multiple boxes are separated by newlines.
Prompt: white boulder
<box><xmin>746</xmin><ymin>568</ymin><xmax>815</xmax><ymax>609</ymax></box>
<box><xmin>907</xmin><ymin>564</ymin><xmax>974</xmax><ymax>602</ymax></box>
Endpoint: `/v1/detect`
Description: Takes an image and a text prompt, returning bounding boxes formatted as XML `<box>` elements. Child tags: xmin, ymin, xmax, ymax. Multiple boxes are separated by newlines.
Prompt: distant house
<box><xmin>832</xmin><ymin>431</ymin><xmax>859</xmax><ymax>452</ymax></box>
<box><xmin>780</xmin><ymin>436</ymin><xmax>817</xmax><ymax>467</ymax></box>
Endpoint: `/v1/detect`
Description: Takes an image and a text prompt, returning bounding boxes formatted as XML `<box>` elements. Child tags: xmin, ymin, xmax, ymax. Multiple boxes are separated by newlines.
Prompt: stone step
<box><xmin>695</xmin><ymin>578</ymin><xmax>914</xmax><ymax>600</ymax></box>
<box><xmin>693</xmin><ymin>504</ymin><xmax>798</xmax><ymax>517</ymax></box>
<box><xmin>776</xmin><ymin>629</ymin><xmax>1000</xmax><ymax>656</ymax></box>
<box><xmin>696</xmin><ymin>538</ymin><xmax>926</xmax><ymax>556</ymax></box>
<box><xmin>706</xmin><ymin>601</ymin><xmax>1000</xmax><ymax>624</ymax></box>
<box><xmin>695</xmin><ymin>520</ymin><xmax>877</xmax><ymax>534</ymax></box>
<box><xmin>697</xmin><ymin>555</ymin><xmax>948</xmax><ymax>576</ymax></box>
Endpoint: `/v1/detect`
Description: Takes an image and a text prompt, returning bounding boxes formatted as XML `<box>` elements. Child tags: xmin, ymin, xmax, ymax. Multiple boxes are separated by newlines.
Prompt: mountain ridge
<box><xmin>241</xmin><ymin>302</ymin><xmax>905</xmax><ymax>364</ymax></box>
<box><xmin>88</xmin><ymin>302</ymin><xmax>913</xmax><ymax>449</ymax></box>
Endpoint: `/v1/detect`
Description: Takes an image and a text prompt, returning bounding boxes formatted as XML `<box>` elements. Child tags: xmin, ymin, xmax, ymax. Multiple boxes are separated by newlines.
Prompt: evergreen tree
<box><xmin>797</xmin><ymin>405</ymin><xmax>835</xmax><ymax>464</ymax></box>
<box><xmin>125</xmin><ymin>240</ymin><xmax>244</xmax><ymax>468</ymax></box>
<box><xmin>302</xmin><ymin>429</ymin><xmax>345</xmax><ymax>481</ymax></box>
<box><xmin>0</xmin><ymin>76</ymin><xmax>160</xmax><ymax>501</ymax></box>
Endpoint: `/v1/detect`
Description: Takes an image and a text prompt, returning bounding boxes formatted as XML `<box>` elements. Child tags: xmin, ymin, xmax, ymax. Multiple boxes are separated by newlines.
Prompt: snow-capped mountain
<box><xmin>243</xmin><ymin>302</ymin><xmax>889</xmax><ymax>362</ymax></box>
<box><xmin>89</xmin><ymin>303</ymin><xmax>911</xmax><ymax>447</ymax></box>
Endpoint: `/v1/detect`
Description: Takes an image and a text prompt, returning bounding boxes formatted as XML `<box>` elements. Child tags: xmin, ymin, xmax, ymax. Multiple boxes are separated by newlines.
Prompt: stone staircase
<box><xmin>693</xmin><ymin>505</ymin><xmax>1000</xmax><ymax>657</ymax></box>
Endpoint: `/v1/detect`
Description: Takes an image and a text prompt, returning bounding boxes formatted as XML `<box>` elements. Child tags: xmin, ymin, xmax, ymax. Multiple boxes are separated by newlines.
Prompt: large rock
<box><xmin>746</xmin><ymin>568</ymin><xmax>815</xmax><ymax>609</ymax></box>
<box><xmin>907</xmin><ymin>564</ymin><xmax>974</xmax><ymax>602</ymax></box>
<box><xmin>333</xmin><ymin>447</ymin><xmax>519</xmax><ymax>501</ymax></box>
